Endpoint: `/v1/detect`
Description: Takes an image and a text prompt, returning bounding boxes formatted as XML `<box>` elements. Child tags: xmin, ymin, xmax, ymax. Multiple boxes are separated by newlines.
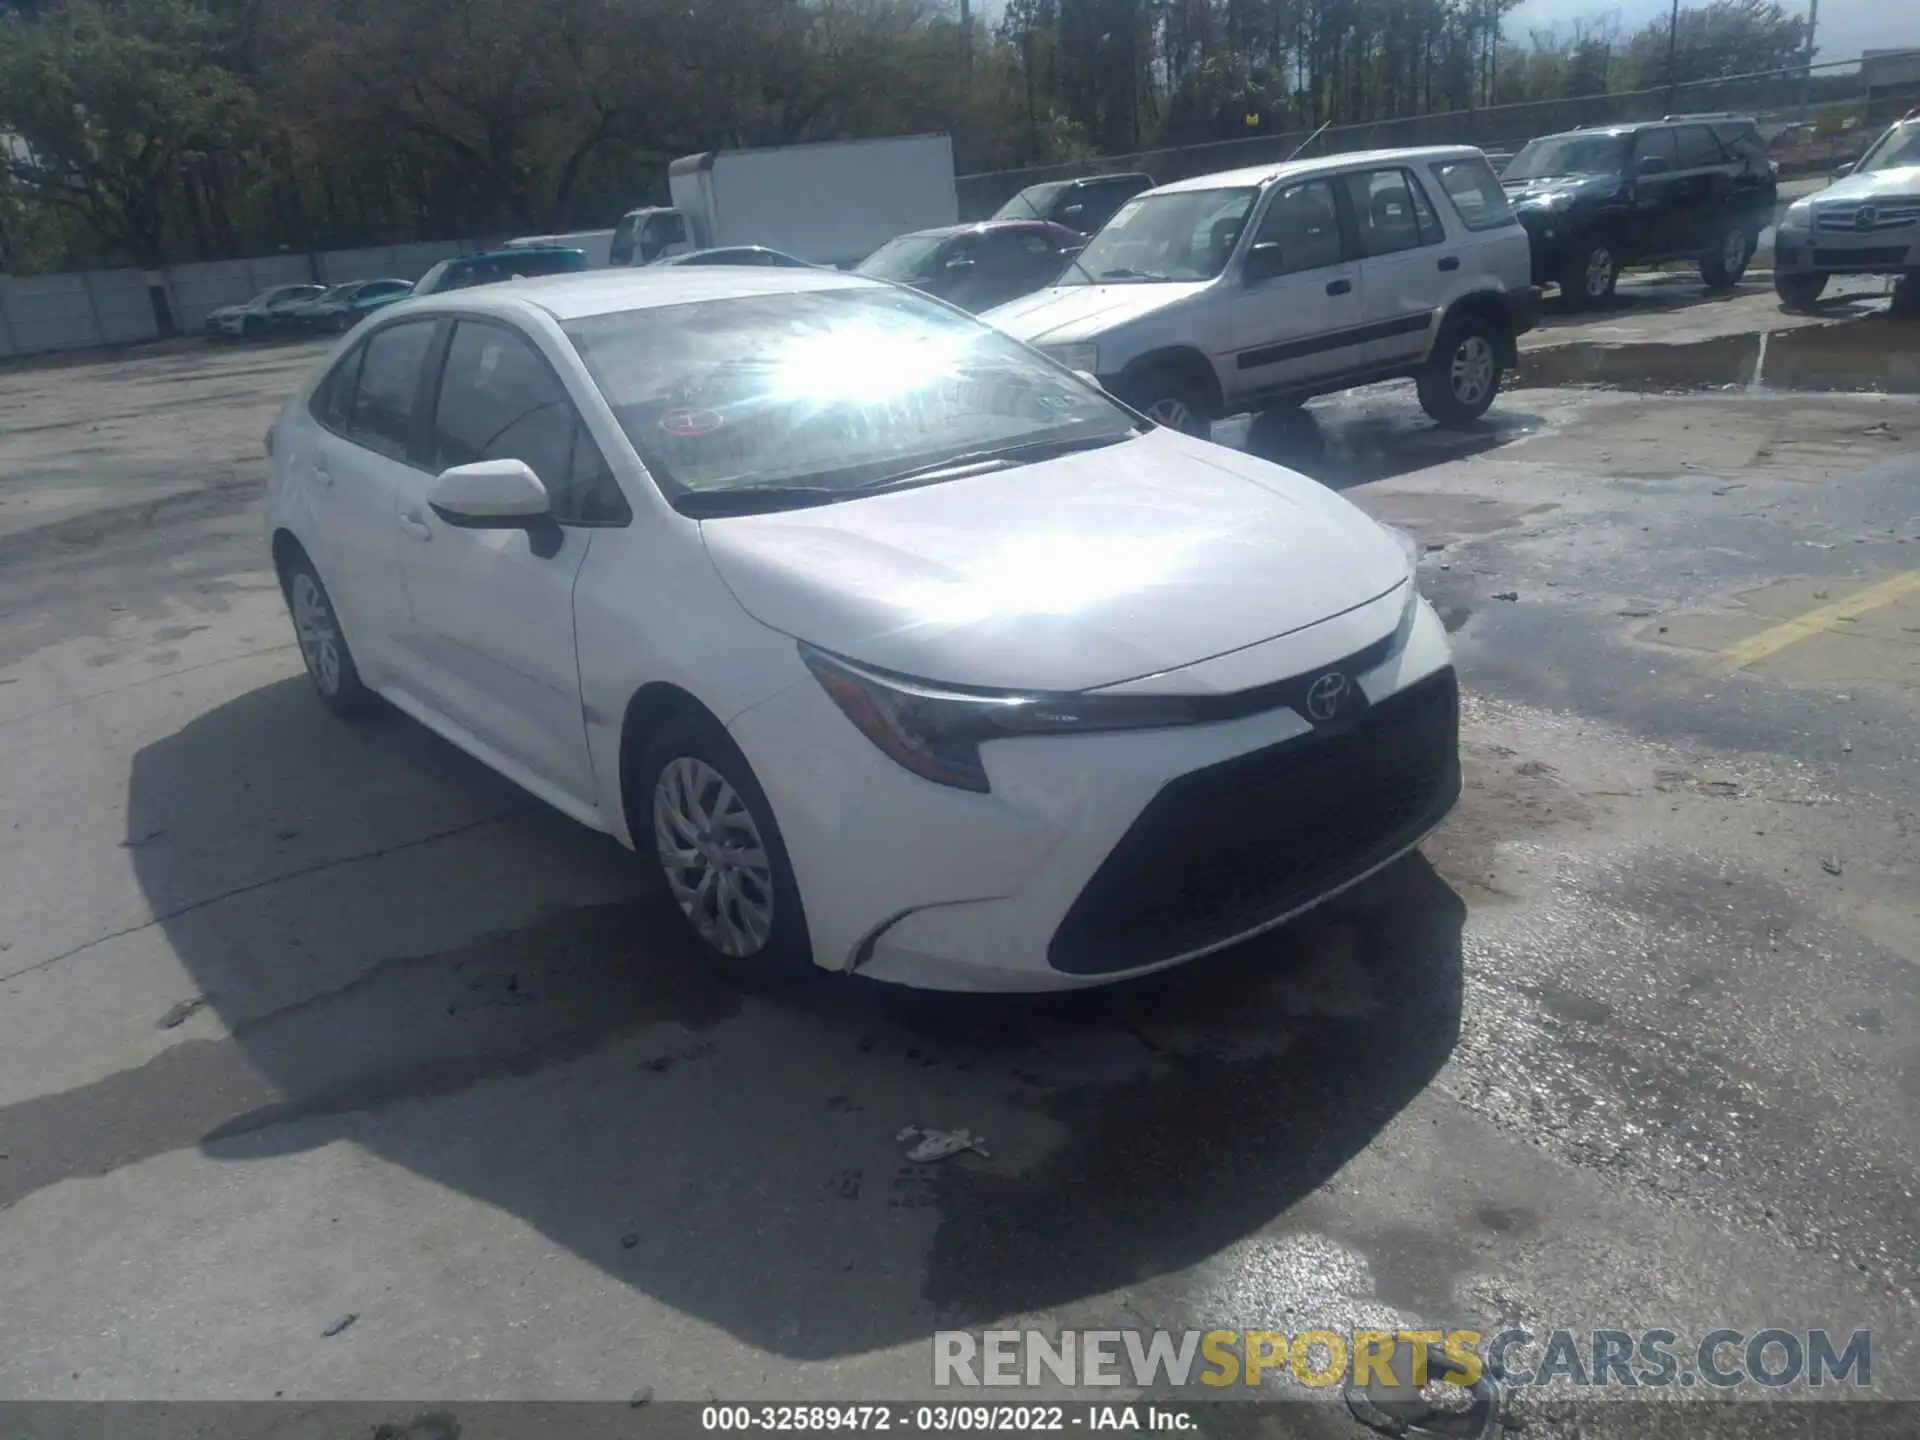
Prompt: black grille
<box><xmin>1048</xmin><ymin>669</ymin><xmax>1460</xmax><ymax>975</ymax></box>
<box><xmin>1813</xmin><ymin>246</ymin><xmax>1911</xmax><ymax>267</ymax></box>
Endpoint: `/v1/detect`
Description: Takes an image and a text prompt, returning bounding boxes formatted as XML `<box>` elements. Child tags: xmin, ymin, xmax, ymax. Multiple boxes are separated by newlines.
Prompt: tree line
<box><xmin>0</xmin><ymin>0</ymin><xmax>1817</xmax><ymax>278</ymax></box>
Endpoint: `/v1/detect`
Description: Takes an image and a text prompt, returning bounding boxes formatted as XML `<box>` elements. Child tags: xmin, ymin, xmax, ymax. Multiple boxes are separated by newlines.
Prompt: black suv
<box><xmin>1501</xmin><ymin>115</ymin><xmax>1778</xmax><ymax>308</ymax></box>
<box><xmin>990</xmin><ymin>172</ymin><xmax>1155</xmax><ymax>239</ymax></box>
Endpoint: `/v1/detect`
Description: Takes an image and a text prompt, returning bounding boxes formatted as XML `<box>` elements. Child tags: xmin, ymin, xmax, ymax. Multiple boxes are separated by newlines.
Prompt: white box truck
<box><xmin>609</xmin><ymin>134</ymin><xmax>958</xmax><ymax>268</ymax></box>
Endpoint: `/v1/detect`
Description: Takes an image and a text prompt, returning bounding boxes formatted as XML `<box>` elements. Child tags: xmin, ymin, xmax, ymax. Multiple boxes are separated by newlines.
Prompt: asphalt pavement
<box><xmin>0</xmin><ymin>275</ymin><xmax>1916</xmax><ymax>1437</ymax></box>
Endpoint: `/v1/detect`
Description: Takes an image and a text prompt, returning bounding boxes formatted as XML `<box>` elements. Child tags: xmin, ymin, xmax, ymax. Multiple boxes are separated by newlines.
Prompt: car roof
<box><xmin>892</xmin><ymin>220</ymin><xmax>1064</xmax><ymax>241</ymax></box>
<box><xmin>459</xmin><ymin>246</ymin><xmax>584</xmax><ymax>262</ymax></box>
<box><xmin>1150</xmin><ymin>145</ymin><xmax>1487</xmax><ymax>194</ymax></box>
<box><xmin>377</xmin><ymin>265</ymin><xmax>874</xmax><ymax>325</ymax></box>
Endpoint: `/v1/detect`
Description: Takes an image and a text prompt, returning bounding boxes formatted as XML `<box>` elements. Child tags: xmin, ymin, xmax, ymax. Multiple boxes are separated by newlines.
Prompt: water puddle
<box><xmin>1515</xmin><ymin>317</ymin><xmax>1920</xmax><ymax>396</ymax></box>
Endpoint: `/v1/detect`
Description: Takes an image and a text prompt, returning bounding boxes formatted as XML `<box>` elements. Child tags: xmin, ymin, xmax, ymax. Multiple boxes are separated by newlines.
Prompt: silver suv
<box><xmin>1773</xmin><ymin>113</ymin><xmax>1920</xmax><ymax>311</ymax></box>
<box><xmin>984</xmin><ymin>146</ymin><xmax>1539</xmax><ymax>433</ymax></box>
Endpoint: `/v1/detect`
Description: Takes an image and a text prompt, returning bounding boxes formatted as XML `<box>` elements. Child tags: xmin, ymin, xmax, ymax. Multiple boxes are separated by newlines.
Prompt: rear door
<box><xmin>305</xmin><ymin>319</ymin><xmax>440</xmax><ymax>673</ymax></box>
<box><xmin>390</xmin><ymin>316</ymin><xmax>624</xmax><ymax>803</ymax></box>
<box><xmin>1672</xmin><ymin>124</ymin><xmax>1734</xmax><ymax>252</ymax></box>
<box><xmin>1335</xmin><ymin>166</ymin><xmax>1450</xmax><ymax>367</ymax></box>
<box><xmin>1228</xmin><ymin>176</ymin><xmax>1368</xmax><ymax>401</ymax></box>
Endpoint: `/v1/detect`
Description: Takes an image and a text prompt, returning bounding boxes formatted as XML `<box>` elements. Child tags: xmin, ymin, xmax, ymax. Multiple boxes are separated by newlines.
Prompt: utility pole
<box><xmin>1665</xmin><ymin>0</ymin><xmax>1681</xmax><ymax>112</ymax></box>
<box><xmin>960</xmin><ymin>0</ymin><xmax>973</xmax><ymax>92</ymax></box>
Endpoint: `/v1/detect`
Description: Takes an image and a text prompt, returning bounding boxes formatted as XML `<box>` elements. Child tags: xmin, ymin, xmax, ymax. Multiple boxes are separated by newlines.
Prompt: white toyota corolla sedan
<box><xmin>265</xmin><ymin>266</ymin><xmax>1459</xmax><ymax>991</ymax></box>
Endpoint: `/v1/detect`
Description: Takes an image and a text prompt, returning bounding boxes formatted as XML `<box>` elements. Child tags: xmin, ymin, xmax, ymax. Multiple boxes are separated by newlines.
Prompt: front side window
<box><xmin>564</xmin><ymin>287</ymin><xmax>1138</xmax><ymax>512</ymax></box>
<box><xmin>1061</xmin><ymin>186</ymin><xmax>1258</xmax><ymax>284</ymax></box>
<box><xmin>1633</xmin><ymin>128</ymin><xmax>1679</xmax><ymax>170</ymax></box>
<box><xmin>1858</xmin><ymin>121</ymin><xmax>1920</xmax><ymax>174</ymax></box>
<box><xmin>432</xmin><ymin>321</ymin><xmax>628</xmax><ymax>525</ymax></box>
<box><xmin>346</xmin><ymin>320</ymin><xmax>436</xmax><ymax>461</ymax></box>
<box><xmin>1430</xmin><ymin>158</ymin><xmax>1516</xmax><ymax>232</ymax></box>
<box><xmin>1504</xmin><ymin>133</ymin><xmax>1630</xmax><ymax>181</ymax></box>
<box><xmin>1249</xmin><ymin>178</ymin><xmax>1344</xmax><ymax>274</ymax></box>
<box><xmin>992</xmin><ymin>182</ymin><xmax>1068</xmax><ymax>222</ymax></box>
<box><xmin>1340</xmin><ymin>169</ymin><xmax>1437</xmax><ymax>257</ymax></box>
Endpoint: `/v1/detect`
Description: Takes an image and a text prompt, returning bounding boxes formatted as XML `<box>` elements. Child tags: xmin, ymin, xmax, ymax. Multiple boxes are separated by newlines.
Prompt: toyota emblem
<box><xmin>1856</xmin><ymin>205</ymin><xmax>1878</xmax><ymax>230</ymax></box>
<box><xmin>1305</xmin><ymin>671</ymin><xmax>1351</xmax><ymax>722</ymax></box>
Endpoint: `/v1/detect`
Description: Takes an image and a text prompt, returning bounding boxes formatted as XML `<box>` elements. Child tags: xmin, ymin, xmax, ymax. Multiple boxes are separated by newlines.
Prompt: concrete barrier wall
<box><xmin>0</xmin><ymin>240</ymin><xmax>475</xmax><ymax>359</ymax></box>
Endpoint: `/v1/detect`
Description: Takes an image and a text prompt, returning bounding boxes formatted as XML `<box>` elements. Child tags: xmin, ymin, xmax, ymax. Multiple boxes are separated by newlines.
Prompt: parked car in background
<box><xmin>288</xmin><ymin>279</ymin><xmax>414</xmax><ymax>334</ymax></box>
<box><xmin>992</xmin><ymin>172</ymin><xmax>1156</xmax><ymax>238</ymax></box>
<box><xmin>1771</xmin><ymin>110</ymin><xmax>1920</xmax><ymax>311</ymax></box>
<box><xmin>856</xmin><ymin>221</ymin><xmax>1084</xmax><ymax>311</ymax></box>
<box><xmin>654</xmin><ymin>246</ymin><xmax>817</xmax><ymax>269</ymax></box>
<box><xmin>985</xmin><ymin>147</ymin><xmax>1538</xmax><ymax>433</ymax></box>
<box><xmin>1500</xmin><ymin>114</ymin><xmax>1778</xmax><ymax>308</ymax></box>
<box><xmin>503</xmin><ymin>229</ymin><xmax>616</xmax><ymax>268</ymax></box>
<box><xmin>206</xmin><ymin>284</ymin><xmax>327</xmax><ymax>339</ymax></box>
<box><xmin>413</xmin><ymin>247</ymin><xmax>587</xmax><ymax>297</ymax></box>
<box><xmin>264</xmin><ymin>265</ymin><xmax>1458</xmax><ymax>990</ymax></box>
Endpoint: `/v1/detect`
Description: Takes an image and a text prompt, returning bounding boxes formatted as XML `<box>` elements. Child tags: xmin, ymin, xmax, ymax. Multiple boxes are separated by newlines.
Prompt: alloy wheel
<box><xmin>1722</xmin><ymin>229</ymin><xmax>1748</xmax><ymax>273</ymax></box>
<box><xmin>653</xmin><ymin>757</ymin><xmax>775</xmax><ymax>958</ymax></box>
<box><xmin>1450</xmin><ymin>335</ymin><xmax>1496</xmax><ymax>406</ymax></box>
<box><xmin>1585</xmin><ymin>246</ymin><xmax>1616</xmax><ymax>299</ymax></box>
<box><xmin>1145</xmin><ymin>396</ymin><xmax>1197</xmax><ymax>433</ymax></box>
<box><xmin>290</xmin><ymin>571</ymin><xmax>342</xmax><ymax>696</ymax></box>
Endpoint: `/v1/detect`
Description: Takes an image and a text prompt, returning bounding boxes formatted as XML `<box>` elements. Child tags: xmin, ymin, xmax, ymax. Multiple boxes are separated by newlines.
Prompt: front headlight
<box><xmin>801</xmin><ymin>643</ymin><xmax>1207</xmax><ymax>793</ymax></box>
<box><xmin>1784</xmin><ymin>199</ymin><xmax>1813</xmax><ymax>228</ymax></box>
<box><xmin>1042</xmin><ymin>342</ymin><xmax>1100</xmax><ymax>375</ymax></box>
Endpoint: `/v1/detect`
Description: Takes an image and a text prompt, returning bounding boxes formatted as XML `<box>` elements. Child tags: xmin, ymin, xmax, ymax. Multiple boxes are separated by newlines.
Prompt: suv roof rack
<box><xmin>1662</xmin><ymin>112</ymin><xmax>1751</xmax><ymax>123</ymax></box>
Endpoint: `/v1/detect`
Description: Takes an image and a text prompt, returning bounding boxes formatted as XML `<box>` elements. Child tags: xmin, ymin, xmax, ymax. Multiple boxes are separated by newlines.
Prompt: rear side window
<box><xmin>312</xmin><ymin>343</ymin><xmax>365</xmax><ymax>430</ymax></box>
<box><xmin>1428</xmin><ymin>158</ymin><xmax>1514</xmax><ymax>233</ymax></box>
<box><xmin>346</xmin><ymin>320</ymin><xmax>437</xmax><ymax>461</ymax></box>
<box><xmin>1675</xmin><ymin>126</ymin><xmax>1727</xmax><ymax>168</ymax></box>
<box><xmin>1714</xmin><ymin>123</ymin><xmax>1769</xmax><ymax>165</ymax></box>
<box><xmin>431</xmin><ymin>320</ymin><xmax>629</xmax><ymax>525</ymax></box>
<box><xmin>1340</xmin><ymin>169</ymin><xmax>1439</xmax><ymax>256</ymax></box>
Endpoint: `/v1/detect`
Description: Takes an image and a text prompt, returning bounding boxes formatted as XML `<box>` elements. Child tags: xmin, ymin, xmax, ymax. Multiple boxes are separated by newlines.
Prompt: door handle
<box><xmin>1438</xmin><ymin>256</ymin><xmax>1461</xmax><ymax>271</ymax></box>
<box><xmin>399</xmin><ymin>511</ymin><xmax>433</xmax><ymax>542</ymax></box>
<box><xmin>1326</xmin><ymin>278</ymin><xmax>1353</xmax><ymax>295</ymax></box>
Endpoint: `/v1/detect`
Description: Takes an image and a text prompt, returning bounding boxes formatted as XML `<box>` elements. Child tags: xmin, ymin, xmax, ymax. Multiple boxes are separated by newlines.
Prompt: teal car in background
<box><xmin>287</xmin><ymin>278</ymin><xmax>415</xmax><ymax>334</ymax></box>
<box><xmin>413</xmin><ymin>246</ymin><xmax>587</xmax><ymax>296</ymax></box>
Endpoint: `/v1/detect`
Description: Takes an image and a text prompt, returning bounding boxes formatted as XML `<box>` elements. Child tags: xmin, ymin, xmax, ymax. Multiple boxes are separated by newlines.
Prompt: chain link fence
<box><xmin>956</xmin><ymin>50</ymin><xmax>1920</xmax><ymax>220</ymax></box>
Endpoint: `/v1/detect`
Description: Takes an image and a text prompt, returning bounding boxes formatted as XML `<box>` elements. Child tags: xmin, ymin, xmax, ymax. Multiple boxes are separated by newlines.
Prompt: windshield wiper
<box><xmin>677</xmin><ymin>486</ymin><xmax>850</xmax><ymax>517</ymax></box>
<box><xmin>1097</xmin><ymin>267</ymin><xmax>1172</xmax><ymax>282</ymax></box>
<box><xmin>848</xmin><ymin>432</ymin><xmax>1135</xmax><ymax>492</ymax></box>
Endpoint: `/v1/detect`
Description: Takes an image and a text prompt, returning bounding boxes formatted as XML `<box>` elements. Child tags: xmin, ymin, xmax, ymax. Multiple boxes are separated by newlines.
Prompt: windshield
<box><xmin>855</xmin><ymin>235</ymin><xmax>948</xmax><ymax>282</ymax></box>
<box><xmin>1503</xmin><ymin>133</ymin><xmax>1630</xmax><ymax>181</ymax></box>
<box><xmin>1857</xmin><ymin>122</ymin><xmax>1920</xmax><ymax>174</ymax></box>
<box><xmin>1057</xmin><ymin>187</ymin><xmax>1258</xmax><ymax>285</ymax></box>
<box><xmin>565</xmin><ymin>287</ymin><xmax>1137</xmax><ymax>510</ymax></box>
<box><xmin>992</xmin><ymin>182</ymin><xmax>1068</xmax><ymax>221</ymax></box>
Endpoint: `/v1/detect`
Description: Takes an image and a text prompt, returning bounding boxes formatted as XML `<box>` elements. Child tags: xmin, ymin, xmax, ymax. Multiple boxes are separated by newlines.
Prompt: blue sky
<box><xmin>1502</xmin><ymin>0</ymin><xmax>1920</xmax><ymax>69</ymax></box>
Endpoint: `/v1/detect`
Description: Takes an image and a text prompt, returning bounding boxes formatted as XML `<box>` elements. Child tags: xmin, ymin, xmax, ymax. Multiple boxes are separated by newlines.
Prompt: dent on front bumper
<box><xmin>731</xmin><ymin>594</ymin><xmax>1458</xmax><ymax>992</ymax></box>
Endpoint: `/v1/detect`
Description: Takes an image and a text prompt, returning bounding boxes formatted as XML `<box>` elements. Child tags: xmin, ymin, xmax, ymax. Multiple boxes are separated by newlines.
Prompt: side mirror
<box><xmin>1636</xmin><ymin>155</ymin><xmax>1673</xmax><ymax>176</ymax></box>
<box><xmin>1061</xmin><ymin>203</ymin><xmax>1085</xmax><ymax>222</ymax></box>
<box><xmin>1072</xmin><ymin>369</ymin><xmax>1106</xmax><ymax>393</ymax></box>
<box><xmin>1243</xmin><ymin>241</ymin><xmax>1286</xmax><ymax>282</ymax></box>
<box><xmin>1834</xmin><ymin>160</ymin><xmax>1854</xmax><ymax>177</ymax></box>
<box><xmin>429</xmin><ymin>459</ymin><xmax>552</xmax><ymax>528</ymax></box>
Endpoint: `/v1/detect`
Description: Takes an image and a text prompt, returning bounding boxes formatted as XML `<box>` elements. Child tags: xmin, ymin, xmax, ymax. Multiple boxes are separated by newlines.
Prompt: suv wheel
<box><xmin>1774</xmin><ymin>271</ymin><xmax>1828</xmax><ymax>311</ymax></box>
<box><xmin>635</xmin><ymin>713</ymin><xmax>814</xmax><ymax>986</ymax></box>
<box><xmin>1417</xmin><ymin>315</ymin><xmax>1505</xmax><ymax>427</ymax></box>
<box><xmin>1700</xmin><ymin>224</ymin><xmax>1753</xmax><ymax>290</ymax></box>
<box><xmin>1558</xmin><ymin>238</ymin><xmax>1619</xmax><ymax>310</ymax></box>
<box><xmin>1893</xmin><ymin>270</ymin><xmax>1920</xmax><ymax>319</ymax></box>
<box><xmin>1121</xmin><ymin>366</ymin><xmax>1213</xmax><ymax>439</ymax></box>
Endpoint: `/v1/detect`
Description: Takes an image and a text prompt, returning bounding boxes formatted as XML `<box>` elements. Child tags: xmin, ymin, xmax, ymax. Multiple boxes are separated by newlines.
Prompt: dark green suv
<box><xmin>1501</xmin><ymin>115</ymin><xmax>1778</xmax><ymax>308</ymax></box>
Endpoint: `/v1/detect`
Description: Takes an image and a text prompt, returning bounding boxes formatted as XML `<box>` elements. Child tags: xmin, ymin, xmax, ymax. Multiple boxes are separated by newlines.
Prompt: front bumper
<box><xmin>729</xmin><ymin>592</ymin><xmax>1457</xmax><ymax>992</ymax></box>
<box><xmin>1774</xmin><ymin>226</ymin><xmax>1919</xmax><ymax>275</ymax></box>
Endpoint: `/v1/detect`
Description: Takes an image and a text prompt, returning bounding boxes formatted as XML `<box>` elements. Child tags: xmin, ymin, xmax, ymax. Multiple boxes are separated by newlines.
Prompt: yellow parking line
<box><xmin>1719</xmin><ymin>571</ymin><xmax>1920</xmax><ymax>672</ymax></box>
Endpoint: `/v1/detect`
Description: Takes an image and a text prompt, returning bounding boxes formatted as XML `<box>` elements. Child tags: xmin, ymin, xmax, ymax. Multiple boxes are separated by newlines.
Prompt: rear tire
<box><xmin>1557</xmin><ymin>236</ymin><xmax>1619</xmax><ymax>310</ymax></box>
<box><xmin>1774</xmin><ymin>271</ymin><xmax>1828</xmax><ymax>311</ymax></box>
<box><xmin>634</xmin><ymin>712</ymin><xmax>815</xmax><ymax>987</ymax></box>
<box><xmin>1119</xmin><ymin>366</ymin><xmax>1213</xmax><ymax>440</ymax></box>
<box><xmin>280</xmin><ymin>550</ymin><xmax>371</xmax><ymax>717</ymax></box>
<box><xmin>1417</xmin><ymin>315</ymin><xmax>1505</xmax><ymax>427</ymax></box>
<box><xmin>1700</xmin><ymin>223</ymin><xmax>1754</xmax><ymax>290</ymax></box>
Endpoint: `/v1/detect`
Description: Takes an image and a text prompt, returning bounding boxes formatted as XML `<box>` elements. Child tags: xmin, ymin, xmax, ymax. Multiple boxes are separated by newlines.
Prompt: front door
<box><xmin>1627</xmin><ymin>128</ymin><xmax>1684</xmax><ymax>259</ymax></box>
<box><xmin>1228</xmin><ymin>176</ymin><xmax>1367</xmax><ymax>403</ymax></box>
<box><xmin>391</xmin><ymin>318</ymin><xmax>605</xmax><ymax>804</ymax></box>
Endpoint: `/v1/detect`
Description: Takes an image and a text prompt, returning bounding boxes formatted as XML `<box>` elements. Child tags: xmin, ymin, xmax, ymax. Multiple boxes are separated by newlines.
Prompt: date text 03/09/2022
<box><xmin>700</xmin><ymin>1405</ymin><xmax>1193</xmax><ymax>1431</ymax></box>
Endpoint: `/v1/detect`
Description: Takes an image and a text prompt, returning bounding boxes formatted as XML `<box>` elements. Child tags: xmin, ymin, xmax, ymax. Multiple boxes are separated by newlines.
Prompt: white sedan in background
<box><xmin>264</xmin><ymin>266</ymin><xmax>1458</xmax><ymax>991</ymax></box>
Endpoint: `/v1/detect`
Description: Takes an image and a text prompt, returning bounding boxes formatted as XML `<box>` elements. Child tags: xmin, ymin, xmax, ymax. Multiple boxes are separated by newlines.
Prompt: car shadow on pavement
<box><xmin>1240</xmin><ymin>401</ymin><xmax>1538</xmax><ymax>489</ymax></box>
<box><xmin>116</xmin><ymin>674</ymin><xmax>1466</xmax><ymax>1360</ymax></box>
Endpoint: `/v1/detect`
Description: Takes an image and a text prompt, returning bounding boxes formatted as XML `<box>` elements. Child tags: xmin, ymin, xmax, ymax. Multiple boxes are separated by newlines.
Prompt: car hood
<box><xmin>982</xmin><ymin>281</ymin><xmax>1210</xmax><ymax>347</ymax></box>
<box><xmin>697</xmin><ymin>428</ymin><xmax>1409</xmax><ymax>693</ymax></box>
<box><xmin>206</xmin><ymin>304</ymin><xmax>245</xmax><ymax>320</ymax></box>
<box><xmin>1811</xmin><ymin>165</ymin><xmax>1920</xmax><ymax>203</ymax></box>
<box><xmin>1503</xmin><ymin>173</ymin><xmax>1617</xmax><ymax>209</ymax></box>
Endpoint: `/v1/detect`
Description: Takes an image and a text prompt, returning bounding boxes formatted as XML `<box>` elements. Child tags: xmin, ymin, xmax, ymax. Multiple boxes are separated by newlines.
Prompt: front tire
<box><xmin>1417</xmin><ymin>315</ymin><xmax>1505</xmax><ymax>427</ymax></box>
<box><xmin>1557</xmin><ymin>236</ymin><xmax>1619</xmax><ymax>310</ymax></box>
<box><xmin>242</xmin><ymin>314</ymin><xmax>266</xmax><ymax>340</ymax></box>
<box><xmin>280</xmin><ymin>551</ymin><xmax>370</xmax><ymax>716</ymax></box>
<box><xmin>1774</xmin><ymin>270</ymin><xmax>1828</xmax><ymax>311</ymax></box>
<box><xmin>1700</xmin><ymin>223</ymin><xmax>1754</xmax><ymax>291</ymax></box>
<box><xmin>636</xmin><ymin>713</ymin><xmax>814</xmax><ymax>985</ymax></box>
<box><xmin>1892</xmin><ymin>270</ymin><xmax>1920</xmax><ymax>318</ymax></box>
<box><xmin>1119</xmin><ymin>366</ymin><xmax>1213</xmax><ymax>440</ymax></box>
